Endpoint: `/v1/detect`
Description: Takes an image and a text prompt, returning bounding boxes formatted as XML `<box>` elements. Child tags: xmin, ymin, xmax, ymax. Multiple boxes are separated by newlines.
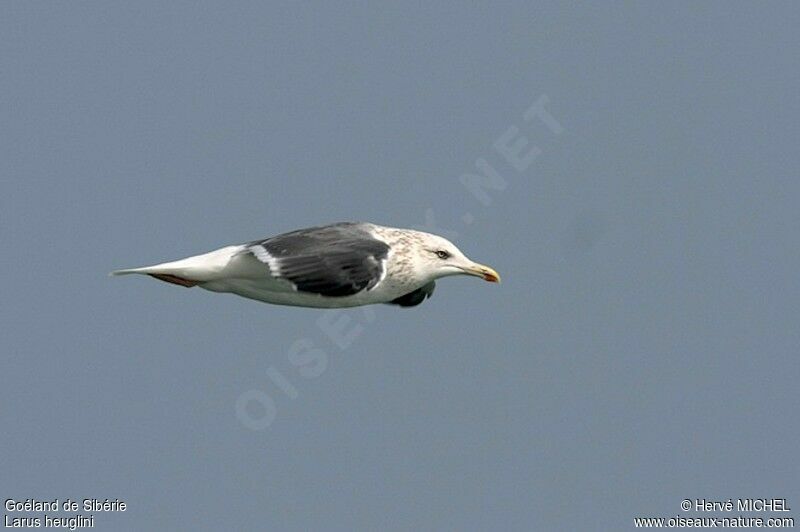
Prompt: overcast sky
<box><xmin>2</xmin><ymin>2</ymin><xmax>798</xmax><ymax>530</ymax></box>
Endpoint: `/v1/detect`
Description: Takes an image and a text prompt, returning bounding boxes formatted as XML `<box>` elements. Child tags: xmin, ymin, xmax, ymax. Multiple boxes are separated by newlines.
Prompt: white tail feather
<box><xmin>110</xmin><ymin>245</ymin><xmax>244</xmax><ymax>281</ymax></box>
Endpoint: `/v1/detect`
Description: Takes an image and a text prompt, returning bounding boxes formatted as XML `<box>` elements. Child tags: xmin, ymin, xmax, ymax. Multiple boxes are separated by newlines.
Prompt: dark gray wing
<box><xmin>387</xmin><ymin>281</ymin><xmax>436</xmax><ymax>307</ymax></box>
<box><xmin>246</xmin><ymin>223</ymin><xmax>390</xmax><ymax>297</ymax></box>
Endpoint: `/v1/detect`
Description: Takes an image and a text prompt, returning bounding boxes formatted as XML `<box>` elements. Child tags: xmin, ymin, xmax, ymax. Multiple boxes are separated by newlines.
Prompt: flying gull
<box><xmin>111</xmin><ymin>222</ymin><xmax>500</xmax><ymax>308</ymax></box>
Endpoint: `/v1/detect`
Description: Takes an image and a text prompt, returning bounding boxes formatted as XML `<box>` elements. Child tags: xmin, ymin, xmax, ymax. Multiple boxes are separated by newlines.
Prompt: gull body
<box><xmin>111</xmin><ymin>222</ymin><xmax>500</xmax><ymax>309</ymax></box>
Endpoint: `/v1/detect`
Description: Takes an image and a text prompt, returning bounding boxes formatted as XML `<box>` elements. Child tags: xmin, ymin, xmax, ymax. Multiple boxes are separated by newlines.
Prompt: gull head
<box><xmin>403</xmin><ymin>230</ymin><xmax>501</xmax><ymax>284</ymax></box>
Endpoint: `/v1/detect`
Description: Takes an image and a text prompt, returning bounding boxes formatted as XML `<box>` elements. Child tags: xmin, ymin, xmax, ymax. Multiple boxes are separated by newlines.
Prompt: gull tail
<box><xmin>110</xmin><ymin>245</ymin><xmax>244</xmax><ymax>287</ymax></box>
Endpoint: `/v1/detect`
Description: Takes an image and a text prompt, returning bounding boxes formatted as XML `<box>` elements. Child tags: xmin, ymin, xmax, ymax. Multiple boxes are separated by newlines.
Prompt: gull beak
<box><xmin>463</xmin><ymin>263</ymin><xmax>501</xmax><ymax>283</ymax></box>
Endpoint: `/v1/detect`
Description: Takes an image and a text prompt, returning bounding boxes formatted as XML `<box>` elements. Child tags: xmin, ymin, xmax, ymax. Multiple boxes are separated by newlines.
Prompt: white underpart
<box><xmin>111</xmin><ymin>242</ymin><xmax>399</xmax><ymax>308</ymax></box>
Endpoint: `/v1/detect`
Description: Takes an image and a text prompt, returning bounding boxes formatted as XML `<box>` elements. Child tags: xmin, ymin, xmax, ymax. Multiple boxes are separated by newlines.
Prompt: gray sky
<box><xmin>2</xmin><ymin>2</ymin><xmax>798</xmax><ymax>530</ymax></box>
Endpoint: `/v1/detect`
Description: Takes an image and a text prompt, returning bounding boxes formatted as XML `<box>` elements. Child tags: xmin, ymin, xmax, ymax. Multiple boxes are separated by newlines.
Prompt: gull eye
<box><xmin>435</xmin><ymin>250</ymin><xmax>450</xmax><ymax>260</ymax></box>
